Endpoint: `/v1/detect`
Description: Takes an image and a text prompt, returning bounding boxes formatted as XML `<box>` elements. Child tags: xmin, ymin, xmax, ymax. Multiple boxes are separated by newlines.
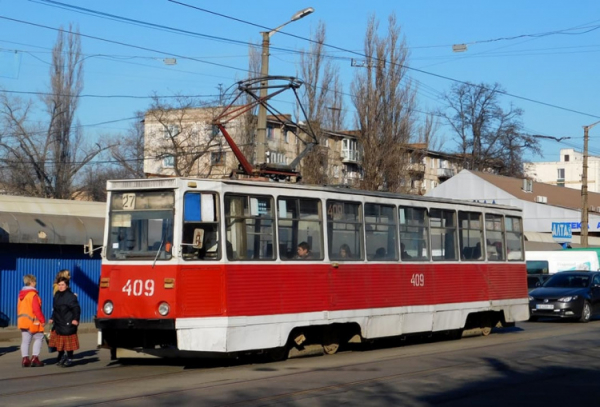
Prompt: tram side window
<box><xmin>430</xmin><ymin>209</ymin><xmax>457</xmax><ymax>261</ymax></box>
<box><xmin>278</xmin><ymin>197</ymin><xmax>323</xmax><ymax>260</ymax></box>
<box><xmin>485</xmin><ymin>214</ymin><xmax>505</xmax><ymax>261</ymax></box>
<box><xmin>225</xmin><ymin>194</ymin><xmax>275</xmax><ymax>260</ymax></box>
<box><xmin>399</xmin><ymin>206</ymin><xmax>429</xmax><ymax>261</ymax></box>
<box><xmin>181</xmin><ymin>193</ymin><xmax>221</xmax><ymax>261</ymax></box>
<box><xmin>365</xmin><ymin>203</ymin><xmax>398</xmax><ymax>261</ymax></box>
<box><xmin>505</xmin><ymin>216</ymin><xmax>524</xmax><ymax>261</ymax></box>
<box><xmin>458</xmin><ymin>211</ymin><xmax>483</xmax><ymax>261</ymax></box>
<box><xmin>327</xmin><ymin>200</ymin><xmax>363</xmax><ymax>260</ymax></box>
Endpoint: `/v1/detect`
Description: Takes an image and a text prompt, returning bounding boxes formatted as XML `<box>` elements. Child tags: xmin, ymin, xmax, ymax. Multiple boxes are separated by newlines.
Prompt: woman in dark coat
<box><xmin>49</xmin><ymin>276</ymin><xmax>80</xmax><ymax>367</ymax></box>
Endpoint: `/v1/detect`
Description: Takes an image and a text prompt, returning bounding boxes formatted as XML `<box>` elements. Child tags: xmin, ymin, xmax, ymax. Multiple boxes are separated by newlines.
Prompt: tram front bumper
<box><xmin>95</xmin><ymin>318</ymin><xmax>177</xmax><ymax>349</ymax></box>
<box><xmin>95</xmin><ymin>318</ymin><xmax>175</xmax><ymax>330</ymax></box>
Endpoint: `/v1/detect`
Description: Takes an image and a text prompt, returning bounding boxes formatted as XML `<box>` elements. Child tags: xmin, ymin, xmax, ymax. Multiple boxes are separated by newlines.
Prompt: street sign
<box><xmin>552</xmin><ymin>222</ymin><xmax>572</xmax><ymax>243</ymax></box>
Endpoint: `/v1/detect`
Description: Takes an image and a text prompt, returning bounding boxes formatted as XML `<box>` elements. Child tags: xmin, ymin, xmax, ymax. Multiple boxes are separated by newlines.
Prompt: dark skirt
<box><xmin>49</xmin><ymin>332</ymin><xmax>79</xmax><ymax>351</ymax></box>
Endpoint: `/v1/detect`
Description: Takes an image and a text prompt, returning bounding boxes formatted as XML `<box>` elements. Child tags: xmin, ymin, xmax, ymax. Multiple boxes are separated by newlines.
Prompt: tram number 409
<box><xmin>122</xmin><ymin>279</ymin><xmax>155</xmax><ymax>296</ymax></box>
<box><xmin>410</xmin><ymin>273</ymin><xmax>425</xmax><ymax>287</ymax></box>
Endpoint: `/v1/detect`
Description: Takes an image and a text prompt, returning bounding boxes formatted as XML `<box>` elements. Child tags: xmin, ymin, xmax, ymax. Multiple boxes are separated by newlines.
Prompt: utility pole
<box><xmin>581</xmin><ymin>121</ymin><xmax>600</xmax><ymax>247</ymax></box>
<box><xmin>255</xmin><ymin>7</ymin><xmax>314</xmax><ymax>166</ymax></box>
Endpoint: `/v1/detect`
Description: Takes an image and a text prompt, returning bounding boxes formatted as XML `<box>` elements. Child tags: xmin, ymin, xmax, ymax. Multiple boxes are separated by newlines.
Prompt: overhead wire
<box><xmin>3</xmin><ymin>3</ymin><xmax>598</xmax><ymax>158</ymax></box>
<box><xmin>166</xmin><ymin>1</ymin><xmax>600</xmax><ymax>120</ymax></box>
<box><xmin>11</xmin><ymin>3</ymin><xmax>597</xmax><ymax>122</ymax></box>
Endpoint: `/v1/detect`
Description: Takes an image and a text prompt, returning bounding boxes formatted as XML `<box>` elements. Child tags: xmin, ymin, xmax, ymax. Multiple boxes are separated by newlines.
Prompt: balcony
<box><xmin>408</xmin><ymin>163</ymin><xmax>425</xmax><ymax>174</ymax></box>
<box><xmin>409</xmin><ymin>187</ymin><xmax>427</xmax><ymax>195</ymax></box>
<box><xmin>342</xmin><ymin>150</ymin><xmax>360</xmax><ymax>163</ymax></box>
<box><xmin>436</xmin><ymin>168</ymin><xmax>455</xmax><ymax>179</ymax></box>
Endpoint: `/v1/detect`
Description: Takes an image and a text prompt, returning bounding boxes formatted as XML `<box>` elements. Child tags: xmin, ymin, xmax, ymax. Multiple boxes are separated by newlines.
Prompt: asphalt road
<box><xmin>1</xmin><ymin>320</ymin><xmax>600</xmax><ymax>406</ymax></box>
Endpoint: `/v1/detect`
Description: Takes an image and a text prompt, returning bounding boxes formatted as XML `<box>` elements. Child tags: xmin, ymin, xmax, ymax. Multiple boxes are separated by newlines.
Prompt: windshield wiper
<box><xmin>152</xmin><ymin>238</ymin><xmax>164</xmax><ymax>269</ymax></box>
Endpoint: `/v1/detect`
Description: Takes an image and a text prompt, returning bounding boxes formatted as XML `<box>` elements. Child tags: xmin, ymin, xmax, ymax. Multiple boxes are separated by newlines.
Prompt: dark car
<box><xmin>527</xmin><ymin>274</ymin><xmax>551</xmax><ymax>292</ymax></box>
<box><xmin>529</xmin><ymin>271</ymin><xmax>600</xmax><ymax>322</ymax></box>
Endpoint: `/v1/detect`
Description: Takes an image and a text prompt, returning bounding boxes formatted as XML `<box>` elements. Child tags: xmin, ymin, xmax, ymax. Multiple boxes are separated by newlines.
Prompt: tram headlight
<box><xmin>158</xmin><ymin>302</ymin><xmax>170</xmax><ymax>316</ymax></box>
<box><xmin>103</xmin><ymin>301</ymin><xmax>114</xmax><ymax>315</ymax></box>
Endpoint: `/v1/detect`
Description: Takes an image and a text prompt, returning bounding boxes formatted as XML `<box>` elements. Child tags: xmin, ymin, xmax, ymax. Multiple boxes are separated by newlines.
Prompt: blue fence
<box><xmin>0</xmin><ymin>244</ymin><xmax>101</xmax><ymax>327</ymax></box>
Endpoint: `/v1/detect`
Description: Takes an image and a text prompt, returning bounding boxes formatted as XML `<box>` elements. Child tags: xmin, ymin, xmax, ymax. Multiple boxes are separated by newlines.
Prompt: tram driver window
<box><xmin>181</xmin><ymin>192</ymin><xmax>221</xmax><ymax>260</ymax></box>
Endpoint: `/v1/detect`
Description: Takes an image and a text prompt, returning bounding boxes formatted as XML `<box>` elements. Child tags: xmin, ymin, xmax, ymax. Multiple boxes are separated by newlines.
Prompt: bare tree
<box><xmin>109</xmin><ymin>111</ymin><xmax>146</xmax><ymax>178</ymax></box>
<box><xmin>298</xmin><ymin>21</ymin><xmax>343</xmax><ymax>185</ymax></box>
<box><xmin>144</xmin><ymin>95</ymin><xmax>225</xmax><ymax>177</ymax></box>
<box><xmin>237</xmin><ymin>42</ymin><xmax>260</xmax><ymax>165</ymax></box>
<box><xmin>0</xmin><ymin>25</ymin><xmax>107</xmax><ymax>199</ymax></box>
<box><xmin>440</xmin><ymin>82</ymin><xmax>540</xmax><ymax>176</ymax></box>
<box><xmin>79</xmin><ymin>165</ymin><xmax>132</xmax><ymax>202</ymax></box>
<box><xmin>351</xmin><ymin>14</ymin><xmax>422</xmax><ymax>192</ymax></box>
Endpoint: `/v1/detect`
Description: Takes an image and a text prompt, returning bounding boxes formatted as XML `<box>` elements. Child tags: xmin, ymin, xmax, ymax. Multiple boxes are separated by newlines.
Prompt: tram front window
<box><xmin>107</xmin><ymin>191</ymin><xmax>175</xmax><ymax>260</ymax></box>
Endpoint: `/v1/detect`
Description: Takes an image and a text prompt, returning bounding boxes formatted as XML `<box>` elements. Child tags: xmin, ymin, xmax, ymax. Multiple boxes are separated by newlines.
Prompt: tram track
<box><xmin>75</xmin><ymin>339</ymin><xmax>600</xmax><ymax>406</ymax></box>
<box><xmin>2</xmin><ymin>322</ymin><xmax>596</xmax><ymax>405</ymax></box>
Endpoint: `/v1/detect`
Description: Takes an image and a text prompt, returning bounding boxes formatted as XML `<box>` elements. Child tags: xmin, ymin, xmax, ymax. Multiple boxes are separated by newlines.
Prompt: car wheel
<box><xmin>579</xmin><ymin>301</ymin><xmax>591</xmax><ymax>323</ymax></box>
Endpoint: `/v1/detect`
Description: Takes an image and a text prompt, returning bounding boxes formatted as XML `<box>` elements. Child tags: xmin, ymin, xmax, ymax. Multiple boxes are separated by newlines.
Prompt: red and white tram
<box><xmin>95</xmin><ymin>177</ymin><xmax>529</xmax><ymax>357</ymax></box>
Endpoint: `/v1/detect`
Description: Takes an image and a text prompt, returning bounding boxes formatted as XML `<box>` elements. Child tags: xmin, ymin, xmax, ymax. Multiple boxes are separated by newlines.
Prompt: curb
<box><xmin>0</xmin><ymin>323</ymin><xmax>97</xmax><ymax>342</ymax></box>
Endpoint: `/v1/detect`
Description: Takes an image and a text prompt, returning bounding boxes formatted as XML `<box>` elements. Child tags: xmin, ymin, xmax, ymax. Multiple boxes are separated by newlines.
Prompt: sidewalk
<box><xmin>0</xmin><ymin>322</ymin><xmax>97</xmax><ymax>342</ymax></box>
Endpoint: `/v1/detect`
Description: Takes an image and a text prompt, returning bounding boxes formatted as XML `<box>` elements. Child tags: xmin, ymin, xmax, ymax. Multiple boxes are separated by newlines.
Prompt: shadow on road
<box><xmin>0</xmin><ymin>345</ymin><xmax>19</xmax><ymax>357</ymax></box>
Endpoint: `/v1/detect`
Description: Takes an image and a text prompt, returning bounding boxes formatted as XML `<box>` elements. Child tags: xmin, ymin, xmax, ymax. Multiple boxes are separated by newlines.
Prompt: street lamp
<box><xmin>255</xmin><ymin>7</ymin><xmax>314</xmax><ymax>166</ymax></box>
<box><xmin>581</xmin><ymin>121</ymin><xmax>600</xmax><ymax>247</ymax></box>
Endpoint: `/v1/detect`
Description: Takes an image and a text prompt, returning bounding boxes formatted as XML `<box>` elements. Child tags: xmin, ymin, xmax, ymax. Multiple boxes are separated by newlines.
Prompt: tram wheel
<box><xmin>323</xmin><ymin>343</ymin><xmax>340</xmax><ymax>355</ymax></box>
<box><xmin>481</xmin><ymin>326</ymin><xmax>492</xmax><ymax>336</ymax></box>
<box><xmin>267</xmin><ymin>346</ymin><xmax>289</xmax><ymax>362</ymax></box>
<box><xmin>322</xmin><ymin>327</ymin><xmax>341</xmax><ymax>355</ymax></box>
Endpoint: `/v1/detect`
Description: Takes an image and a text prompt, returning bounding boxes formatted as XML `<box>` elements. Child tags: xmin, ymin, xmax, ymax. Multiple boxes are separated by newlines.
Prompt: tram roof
<box><xmin>107</xmin><ymin>177</ymin><xmax>522</xmax><ymax>213</ymax></box>
<box><xmin>0</xmin><ymin>195</ymin><xmax>105</xmax><ymax>245</ymax></box>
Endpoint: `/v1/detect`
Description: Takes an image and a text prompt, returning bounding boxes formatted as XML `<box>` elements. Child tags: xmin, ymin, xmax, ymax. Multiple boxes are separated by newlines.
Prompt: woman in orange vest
<box><xmin>17</xmin><ymin>274</ymin><xmax>46</xmax><ymax>367</ymax></box>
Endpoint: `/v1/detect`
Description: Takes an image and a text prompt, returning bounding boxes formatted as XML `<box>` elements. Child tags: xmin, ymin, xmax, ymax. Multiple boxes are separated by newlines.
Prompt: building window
<box><xmin>283</xmin><ymin>130</ymin><xmax>289</xmax><ymax>143</ymax></box>
<box><xmin>163</xmin><ymin>124</ymin><xmax>180</xmax><ymax>139</ymax></box>
<box><xmin>557</xmin><ymin>168</ymin><xmax>565</xmax><ymax>181</ymax></box>
<box><xmin>342</xmin><ymin>139</ymin><xmax>359</xmax><ymax>161</ymax></box>
<box><xmin>267</xmin><ymin>126</ymin><xmax>273</xmax><ymax>140</ymax></box>
<box><xmin>564</xmin><ymin>154</ymin><xmax>570</xmax><ymax>162</ymax></box>
<box><xmin>211</xmin><ymin>152</ymin><xmax>226</xmax><ymax>166</ymax></box>
<box><xmin>163</xmin><ymin>155</ymin><xmax>175</xmax><ymax>168</ymax></box>
<box><xmin>268</xmin><ymin>151</ymin><xmax>286</xmax><ymax>165</ymax></box>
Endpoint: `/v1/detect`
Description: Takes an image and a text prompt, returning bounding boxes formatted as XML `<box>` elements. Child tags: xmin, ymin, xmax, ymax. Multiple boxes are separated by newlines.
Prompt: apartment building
<box><xmin>143</xmin><ymin>106</ymin><xmax>461</xmax><ymax>193</ymax></box>
<box><xmin>524</xmin><ymin>148</ymin><xmax>600</xmax><ymax>192</ymax></box>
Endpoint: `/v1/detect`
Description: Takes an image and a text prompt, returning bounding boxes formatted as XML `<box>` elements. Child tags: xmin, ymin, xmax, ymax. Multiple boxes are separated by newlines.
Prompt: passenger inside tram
<box><xmin>339</xmin><ymin>244</ymin><xmax>352</xmax><ymax>259</ymax></box>
<box><xmin>374</xmin><ymin>247</ymin><xmax>387</xmax><ymax>259</ymax></box>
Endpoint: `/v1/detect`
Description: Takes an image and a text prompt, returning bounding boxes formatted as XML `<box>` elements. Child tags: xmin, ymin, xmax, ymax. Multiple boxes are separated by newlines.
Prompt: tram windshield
<box><xmin>107</xmin><ymin>190</ymin><xmax>175</xmax><ymax>260</ymax></box>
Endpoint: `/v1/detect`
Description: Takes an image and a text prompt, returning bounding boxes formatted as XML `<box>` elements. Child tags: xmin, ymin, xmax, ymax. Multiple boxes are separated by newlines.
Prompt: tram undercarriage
<box><xmin>96</xmin><ymin>309</ymin><xmax>517</xmax><ymax>361</ymax></box>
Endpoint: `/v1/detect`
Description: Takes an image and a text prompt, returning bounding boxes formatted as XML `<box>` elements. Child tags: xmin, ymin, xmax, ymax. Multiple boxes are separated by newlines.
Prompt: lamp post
<box><xmin>255</xmin><ymin>7</ymin><xmax>314</xmax><ymax>166</ymax></box>
<box><xmin>581</xmin><ymin>121</ymin><xmax>600</xmax><ymax>247</ymax></box>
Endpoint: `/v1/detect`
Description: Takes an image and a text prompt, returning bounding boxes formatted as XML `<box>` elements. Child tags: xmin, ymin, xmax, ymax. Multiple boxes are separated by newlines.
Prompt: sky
<box><xmin>1</xmin><ymin>0</ymin><xmax>600</xmax><ymax>163</ymax></box>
